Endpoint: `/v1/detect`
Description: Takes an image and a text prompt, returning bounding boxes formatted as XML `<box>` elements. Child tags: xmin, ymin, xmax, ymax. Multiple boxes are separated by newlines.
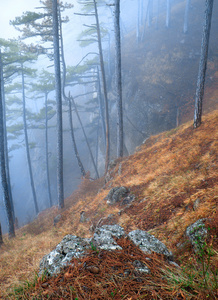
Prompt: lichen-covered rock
<box><xmin>39</xmin><ymin>235</ymin><xmax>91</xmax><ymax>276</ymax></box>
<box><xmin>128</xmin><ymin>230</ymin><xmax>173</xmax><ymax>260</ymax></box>
<box><xmin>106</xmin><ymin>186</ymin><xmax>129</xmax><ymax>205</ymax></box>
<box><xmin>93</xmin><ymin>224</ymin><xmax>125</xmax><ymax>250</ymax></box>
<box><xmin>39</xmin><ymin>225</ymin><xmax>173</xmax><ymax>277</ymax></box>
<box><xmin>186</xmin><ymin>219</ymin><xmax>207</xmax><ymax>251</ymax></box>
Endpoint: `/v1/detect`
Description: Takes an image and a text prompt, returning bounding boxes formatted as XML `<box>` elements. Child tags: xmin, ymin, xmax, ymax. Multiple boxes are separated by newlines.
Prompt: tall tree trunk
<box><xmin>70</xmin><ymin>95</ymin><xmax>99</xmax><ymax>179</ymax></box>
<box><xmin>166</xmin><ymin>0</ymin><xmax>171</xmax><ymax>28</ymax></box>
<box><xmin>114</xmin><ymin>0</ymin><xmax>123</xmax><ymax>158</ymax></box>
<box><xmin>0</xmin><ymin>52</ymin><xmax>15</xmax><ymax>222</ymax></box>
<box><xmin>45</xmin><ymin>93</ymin><xmax>52</xmax><ymax>207</ymax></box>
<box><xmin>68</xmin><ymin>97</ymin><xmax>86</xmax><ymax>177</ymax></box>
<box><xmin>183</xmin><ymin>0</ymin><xmax>191</xmax><ymax>34</ymax></box>
<box><xmin>97</xmin><ymin>66</ymin><xmax>106</xmax><ymax>147</ymax></box>
<box><xmin>194</xmin><ymin>0</ymin><xmax>214</xmax><ymax>128</ymax></box>
<box><xmin>52</xmin><ymin>0</ymin><xmax>64</xmax><ymax>209</ymax></box>
<box><xmin>21</xmin><ymin>66</ymin><xmax>39</xmax><ymax>215</ymax></box>
<box><xmin>0</xmin><ymin>56</ymin><xmax>15</xmax><ymax>238</ymax></box>
<box><xmin>93</xmin><ymin>0</ymin><xmax>110</xmax><ymax>173</ymax></box>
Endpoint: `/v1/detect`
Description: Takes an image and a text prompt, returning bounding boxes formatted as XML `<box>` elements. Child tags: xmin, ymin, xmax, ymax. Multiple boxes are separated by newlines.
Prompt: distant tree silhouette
<box><xmin>194</xmin><ymin>0</ymin><xmax>214</xmax><ymax>128</ymax></box>
<box><xmin>21</xmin><ymin>63</ymin><xmax>39</xmax><ymax>215</ymax></box>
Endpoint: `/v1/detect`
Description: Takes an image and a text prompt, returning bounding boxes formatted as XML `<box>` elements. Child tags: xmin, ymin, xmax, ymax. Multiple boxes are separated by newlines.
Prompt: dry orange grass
<box><xmin>0</xmin><ymin>110</ymin><xmax>217</xmax><ymax>299</ymax></box>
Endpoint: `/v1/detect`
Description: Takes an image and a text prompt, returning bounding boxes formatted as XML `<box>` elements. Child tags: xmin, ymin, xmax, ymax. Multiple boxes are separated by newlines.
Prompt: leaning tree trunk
<box><xmin>45</xmin><ymin>92</ymin><xmax>52</xmax><ymax>207</ymax></box>
<box><xmin>183</xmin><ymin>0</ymin><xmax>191</xmax><ymax>34</ymax></box>
<box><xmin>194</xmin><ymin>0</ymin><xmax>214</xmax><ymax>128</ymax></box>
<box><xmin>21</xmin><ymin>66</ymin><xmax>39</xmax><ymax>215</ymax></box>
<box><xmin>93</xmin><ymin>0</ymin><xmax>110</xmax><ymax>173</ymax></box>
<box><xmin>52</xmin><ymin>0</ymin><xmax>64</xmax><ymax>209</ymax></box>
<box><xmin>114</xmin><ymin>0</ymin><xmax>123</xmax><ymax>158</ymax></box>
<box><xmin>70</xmin><ymin>95</ymin><xmax>99</xmax><ymax>179</ymax></box>
<box><xmin>68</xmin><ymin>97</ymin><xmax>86</xmax><ymax>177</ymax></box>
<box><xmin>0</xmin><ymin>58</ymin><xmax>15</xmax><ymax>238</ymax></box>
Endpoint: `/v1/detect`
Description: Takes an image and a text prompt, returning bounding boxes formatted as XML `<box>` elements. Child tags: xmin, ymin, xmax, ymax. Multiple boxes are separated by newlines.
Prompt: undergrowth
<box><xmin>7</xmin><ymin>235</ymin><xmax>218</xmax><ymax>300</ymax></box>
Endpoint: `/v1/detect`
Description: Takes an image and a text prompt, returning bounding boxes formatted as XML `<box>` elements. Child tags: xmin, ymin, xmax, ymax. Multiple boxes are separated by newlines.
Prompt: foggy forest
<box><xmin>0</xmin><ymin>0</ymin><xmax>218</xmax><ymax>298</ymax></box>
<box><xmin>0</xmin><ymin>0</ymin><xmax>217</xmax><ymax>235</ymax></box>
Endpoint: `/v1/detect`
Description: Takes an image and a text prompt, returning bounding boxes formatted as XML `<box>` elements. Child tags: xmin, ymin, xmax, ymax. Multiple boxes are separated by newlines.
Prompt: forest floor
<box><xmin>0</xmin><ymin>109</ymin><xmax>217</xmax><ymax>299</ymax></box>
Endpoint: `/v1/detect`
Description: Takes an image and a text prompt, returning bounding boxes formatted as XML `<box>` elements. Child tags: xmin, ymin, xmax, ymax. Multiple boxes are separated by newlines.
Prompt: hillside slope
<box><xmin>0</xmin><ymin>110</ymin><xmax>217</xmax><ymax>299</ymax></box>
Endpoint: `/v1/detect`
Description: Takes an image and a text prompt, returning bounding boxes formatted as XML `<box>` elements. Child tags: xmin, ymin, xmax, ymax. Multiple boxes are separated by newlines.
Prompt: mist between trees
<box><xmin>0</xmin><ymin>0</ymin><xmax>216</xmax><ymax>236</ymax></box>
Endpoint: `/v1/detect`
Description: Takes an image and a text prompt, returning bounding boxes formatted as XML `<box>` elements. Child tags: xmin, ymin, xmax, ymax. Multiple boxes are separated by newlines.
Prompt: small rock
<box><xmin>54</xmin><ymin>214</ymin><xmax>61</xmax><ymax>226</ymax></box>
<box><xmin>80</xmin><ymin>211</ymin><xmax>86</xmax><ymax>222</ymax></box>
<box><xmin>85</xmin><ymin>265</ymin><xmax>100</xmax><ymax>274</ymax></box>
<box><xmin>106</xmin><ymin>186</ymin><xmax>129</xmax><ymax>205</ymax></box>
<box><xmin>193</xmin><ymin>198</ymin><xmax>201</xmax><ymax>211</ymax></box>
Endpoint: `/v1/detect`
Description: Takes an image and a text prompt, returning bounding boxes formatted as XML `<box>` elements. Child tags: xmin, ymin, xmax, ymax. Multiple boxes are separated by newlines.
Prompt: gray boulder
<box><xmin>39</xmin><ymin>235</ymin><xmax>91</xmax><ymax>276</ymax></box>
<box><xmin>106</xmin><ymin>186</ymin><xmax>129</xmax><ymax>205</ymax></box>
<box><xmin>128</xmin><ymin>230</ymin><xmax>173</xmax><ymax>260</ymax></box>
<box><xmin>186</xmin><ymin>219</ymin><xmax>207</xmax><ymax>252</ymax></box>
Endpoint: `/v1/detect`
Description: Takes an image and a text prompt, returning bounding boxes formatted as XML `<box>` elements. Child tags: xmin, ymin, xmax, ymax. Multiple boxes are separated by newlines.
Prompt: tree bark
<box><xmin>0</xmin><ymin>54</ymin><xmax>15</xmax><ymax>238</ymax></box>
<box><xmin>52</xmin><ymin>0</ymin><xmax>64</xmax><ymax>208</ymax></box>
<box><xmin>194</xmin><ymin>0</ymin><xmax>214</xmax><ymax>128</ymax></box>
<box><xmin>114</xmin><ymin>0</ymin><xmax>123</xmax><ymax>158</ymax></box>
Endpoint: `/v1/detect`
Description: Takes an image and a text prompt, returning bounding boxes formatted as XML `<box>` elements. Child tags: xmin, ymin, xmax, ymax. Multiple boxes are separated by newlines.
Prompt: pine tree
<box><xmin>0</xmin><ymin>51</ymin><xmax>15</xmax><ymax>238</ymax></box>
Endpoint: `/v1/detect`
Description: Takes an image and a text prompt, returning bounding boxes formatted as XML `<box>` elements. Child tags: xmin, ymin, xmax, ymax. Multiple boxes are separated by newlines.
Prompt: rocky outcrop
<box><xmin>186</xmin><ymin>219</ymin><xmax>208</xmax><ymax>252</ymax></box>
<box><xmin>39</xmin><ymin>225</ymin><xmax>173</xmax><ymax>277</ymax></box>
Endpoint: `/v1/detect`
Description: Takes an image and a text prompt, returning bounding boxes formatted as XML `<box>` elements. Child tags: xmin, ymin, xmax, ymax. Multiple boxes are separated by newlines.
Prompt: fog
<box><xmin>0</xmin><ymin>0</ymin><xmax>217</xmax><ymax>234</ymax></box>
